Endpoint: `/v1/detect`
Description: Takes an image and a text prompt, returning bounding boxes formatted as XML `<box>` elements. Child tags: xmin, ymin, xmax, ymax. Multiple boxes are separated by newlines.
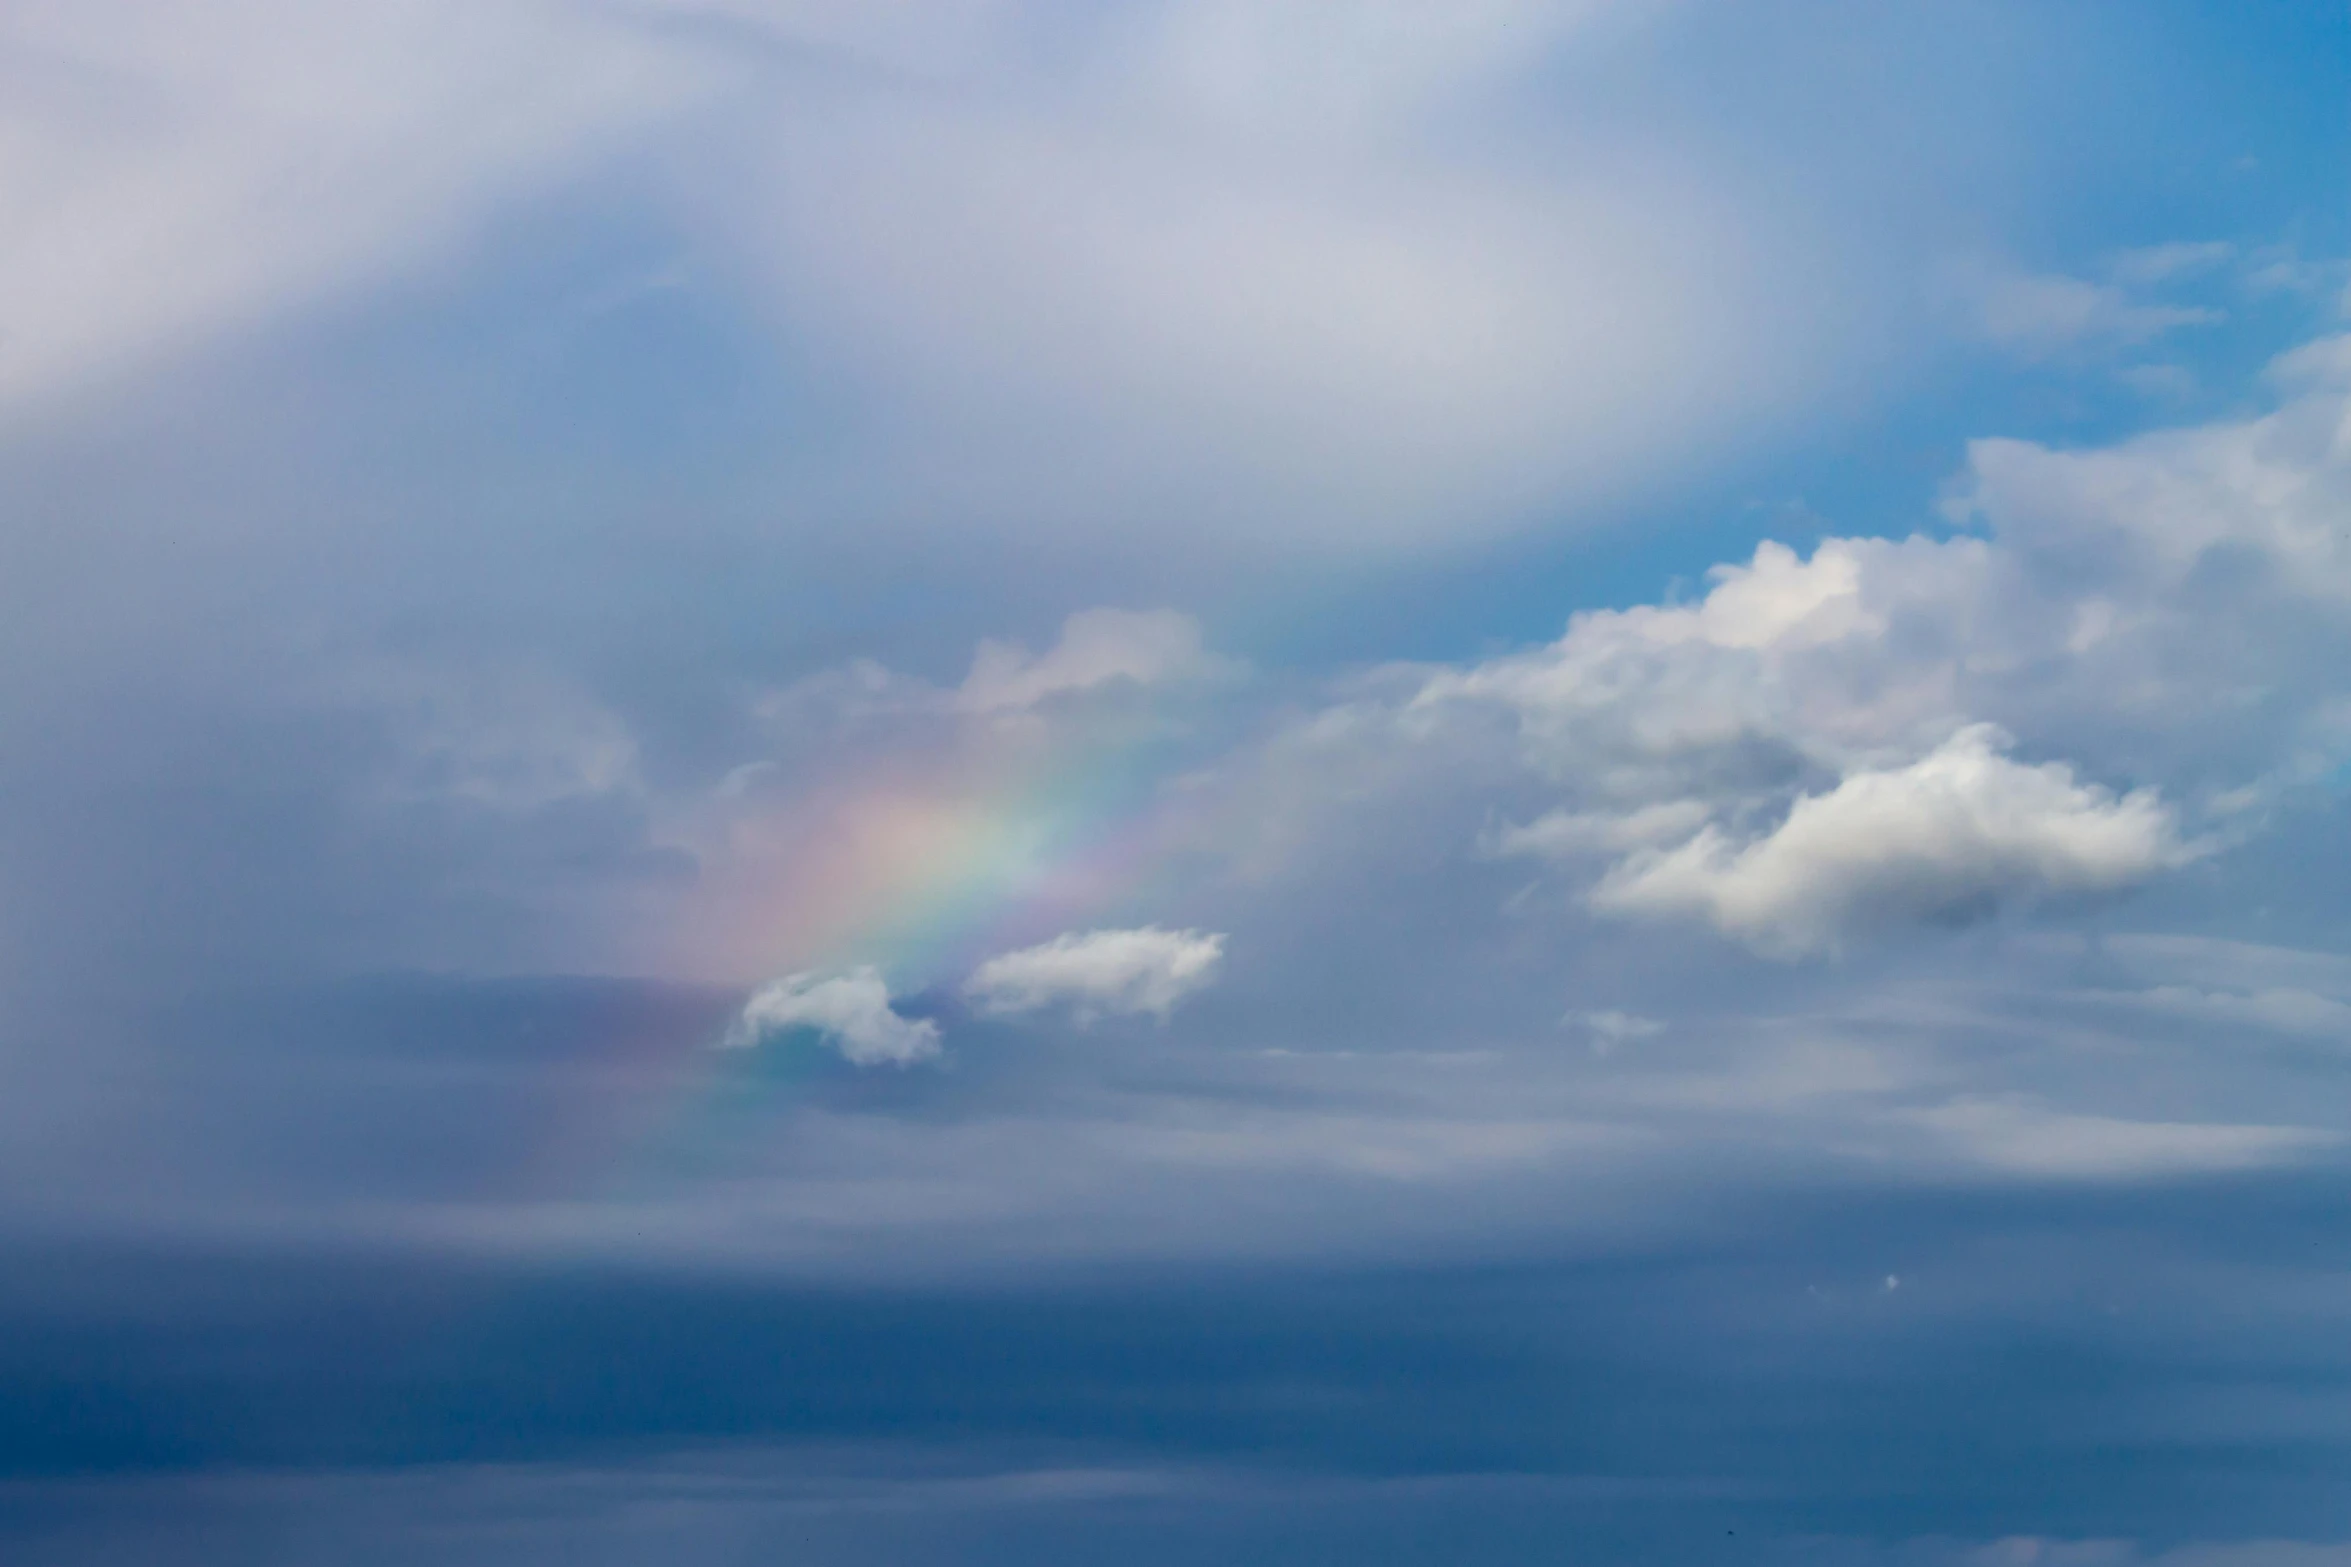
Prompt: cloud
<box><xmin>1588</xmin><ymin>725</ymin><xmax>2190</xmax><ymax>956</ymax></box>
<box><xmin>1374</xmin><ymin>330</ymin><xmax>2351</xmax><ymax>971</ymax></box>
<box><xmin>335</xmin><ymin>660</ymin><xmax>641</xmax><ymax>811</ymax></box>
<box><xmin>2115</xmin><ymin>362</ymin><xmax>2196</xmax><ymax>400</ymax></box>
<box><xmin>956</xmin><ymin>609</ymin><xmax>1213</xmax><ymax>713</ymax></box>
<box><xmin>724</xmin><ymin>966</ymin><xmax>941</xmax><ymax>1065</ymax></box>
<box><xmin>1906</xmin><ymin>1096</ymin><xmax>2334</xmax><ymax>1180</ymax></box>
<box><xmin>1589</xmin><ymin>723</ymin><xmax>2191</xmax><ymax>958</ymax></box>
<box><xmin>965</xmin><ymin>927</ymin><xmax>1226</xmax><ymax>1021</ymax></box>
<box><xmin>677</xmin><ymin>0</ymin><xmax>1890</xmax><ymax>549</ymax></box>
<box><xmin>1573</xmin><ymin>1010</ymin><xmax>1662</xmax><ymax>1055</ymax></box>
<box><xmin>1945</xmin><ymin>257</ymin><xmax>2222</xmax><ymax>360</ymax></box>
<box><xmin>0</xmin><ymin>0</ymin><xmax>704</xmax><ymax>411</ymax></box>
<box><xmin>2106</xmin><ymin>240</ymin><xmax>2234</xmax><ymax>286</ymax></box>
<box><xmin>2106</xmin><ymin>985</ymin><xmax>2351</xmax><ymax>1043</ymax></box>
<box><xmin>1958</xmin><ymin>334</ymin><xmax>2351</xmax><ymax>602</ymax></box>
<box><xmin>1490</xmin><ymin>801</ymin><xmax>1715</xmax><ymax>859</ymax></box>
<box><xmin>12</xmin><ymin>18</ymin><xmax>2351</xmax><ymax>1558</ymax></box>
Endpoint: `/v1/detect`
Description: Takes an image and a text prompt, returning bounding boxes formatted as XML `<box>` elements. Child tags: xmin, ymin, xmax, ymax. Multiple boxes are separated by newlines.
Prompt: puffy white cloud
<box><xmin>966</xmin><ymin>927</ymin><xmax>1226</xmax><ymax>1022</ymax></box>
<box><xmin>1380</xmin><ymin>330</ymin><xmax>2351</xmax><ymax>960</ymax></box>
<box><xmin>1590</xmin><ymin>725</ymin><xmax>2191</xmax><ymax>957</ymax></box>
<box><xmin>1413</xmin><ymin>533</ymin><xmax>1982</xmax><ymax>791</ymax></box>
<box><xmin>724</xmin><ymin>966</ymin><xmax>941</xmax><ymax>1065</ymax></box>
<box><xmin>0</xmin><ymin>0</ymin><xmax>2088</xmax><ymax>565</ymax></box>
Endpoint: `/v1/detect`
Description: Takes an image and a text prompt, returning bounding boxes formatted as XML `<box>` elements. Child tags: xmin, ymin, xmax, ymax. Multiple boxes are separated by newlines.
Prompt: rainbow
<box><xmin>581</xmin><ymin>683</ymin><xmax>1247</xmax><ymax>1193</ymax></box>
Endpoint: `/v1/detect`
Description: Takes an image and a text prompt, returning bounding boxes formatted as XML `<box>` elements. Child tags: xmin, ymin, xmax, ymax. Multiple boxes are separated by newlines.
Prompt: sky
<box><xmin>2</xmin><ymin>2</ymin><xmax>2350</xmax><ymax>1562</ymax></box>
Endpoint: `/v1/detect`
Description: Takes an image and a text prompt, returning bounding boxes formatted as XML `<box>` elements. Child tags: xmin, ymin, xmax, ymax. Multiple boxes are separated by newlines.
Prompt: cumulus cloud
<box><xmin>965</xmin><ymin>927</ymin><xmax>1226</xmax><ymax>1021</ymax></box>
<box><xmin>1412</xmin><ymin>533</ymin><xmax>1963</xmax><ymax>792</ymax></box>
<box><xmin>724</xmin><ymin>966</ymin><xmax>941</xmax><ymax>1065</ymax></box>
<box><xmin>1381</xmin><ymin>331</ymin><xmax>2351</xmax><ymax>965</ymax></box>
<box><xmin>1590</xmin><ymin>725</ymin><xmax>2190</xmax><ymax>957</ymax></box>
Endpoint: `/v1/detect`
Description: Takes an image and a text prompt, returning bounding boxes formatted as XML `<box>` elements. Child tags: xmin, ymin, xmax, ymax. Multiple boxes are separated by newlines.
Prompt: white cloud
<box><xmin>1948</xmin><ymin>1539</ymin><xmax>2347</xmax><ymax>1567</ymax></box>
<box><xmin>2106</xmin><ymin>240</ymin><xmax>2234</xmax><ymax>286</ymax></box>
<box><xmin>724</xmin><ymin>966</ymin><xmax>941</xmax><ymax>1065</ymax></box>
<box><xmin>2115</xmin><ymin>363</ymin><xmax>2196</xmax><ymax>400</ymax></box>
<box><xmin>0</xmin><ymin>0</ymin><xmax>2008</xmax><ymax>561</ymax></box>
<box><xmin>1945</xmin><ymin>257</ymin><xmax>2222</xmax><ymax>360</ymax></box>
<box><xmin>2113</xmin><ymin>986</ymin><xmax>2351</xmax><ymax>1042</ymax></box>
<box><xmin>2095</xmin><ymin>935</ymin><xmax>2351</xmax><ymax>1000</ymax></box>
<box><xmin>1574</xmin><ymin>1010</ymin><xmax>1662</xmax><ymax>1056</ymax></box>
<box><xmin>1958</xmin><ymin>334</ymin><xmax>2351</xmax><ymax>601</ymax></box>
<box><xmin>1412</xmin><ymin>534</ymin><xmax>1969</xmax><ymax>788</ymax></box>
<box><xmin>2241</xmin><ymin>244</ymin><xmax>2351</xmax><ymax>301</ymax></box>
<box><xmin>334</xmin><ymin>661</ymin><xmax>640</xmax><ymax>811</ymax></box>
<box><xmin>1590</xmin><ymin>725</ymin><xmax>2189</xmax><ymax>957</ymax></box>
<box><xmin>966</xmin><ymin>927</ymin><xmax>1226</xmax><ymax>1021</ymax></box>
<box><xmin>0</xmin><ymin>0</ymin><xmax>704</xmax><ymax>411</ymax></box>
<box><xmin>1380</xmin><ymin>330</ymin><xmax>2351</xmax><ymax>962</ymax></box>
<box><xmin>1108</xmin><ymin>0</ymin><xmax>1636</xmax><ymax>144</ymax></box>
<box><xmin>957</xmin><ymin>609</ymin><xmax>1212</xmax><ymax>713</ymax></box>
<box><xmin>1907</xmin><ymin>1096</ymin><xmax>2334</xmax><ymax>1181</ymax></box>
<box><xmin>1489</xmin><ymin>800</ymin><xmax>1712</xmax><ymax>859</ymax></box>
<box><xmin>685</xmin><ymin>0</ymin><xmax>1872</xmax><ymax>549</ymax></box>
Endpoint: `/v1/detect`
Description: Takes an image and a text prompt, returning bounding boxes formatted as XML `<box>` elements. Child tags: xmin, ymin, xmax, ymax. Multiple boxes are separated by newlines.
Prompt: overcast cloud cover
<box><xmin>3</xmin><ymin>2</ymin><xmax>2350</xmax><ymax>1563</ymax></box>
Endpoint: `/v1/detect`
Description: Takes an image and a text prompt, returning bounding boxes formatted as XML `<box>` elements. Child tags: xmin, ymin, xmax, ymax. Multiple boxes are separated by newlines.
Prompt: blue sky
<box><xmin>3</xmin><ymin>3</ymin><xmax>2351</xmax><ymax>1562</ymax></box>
